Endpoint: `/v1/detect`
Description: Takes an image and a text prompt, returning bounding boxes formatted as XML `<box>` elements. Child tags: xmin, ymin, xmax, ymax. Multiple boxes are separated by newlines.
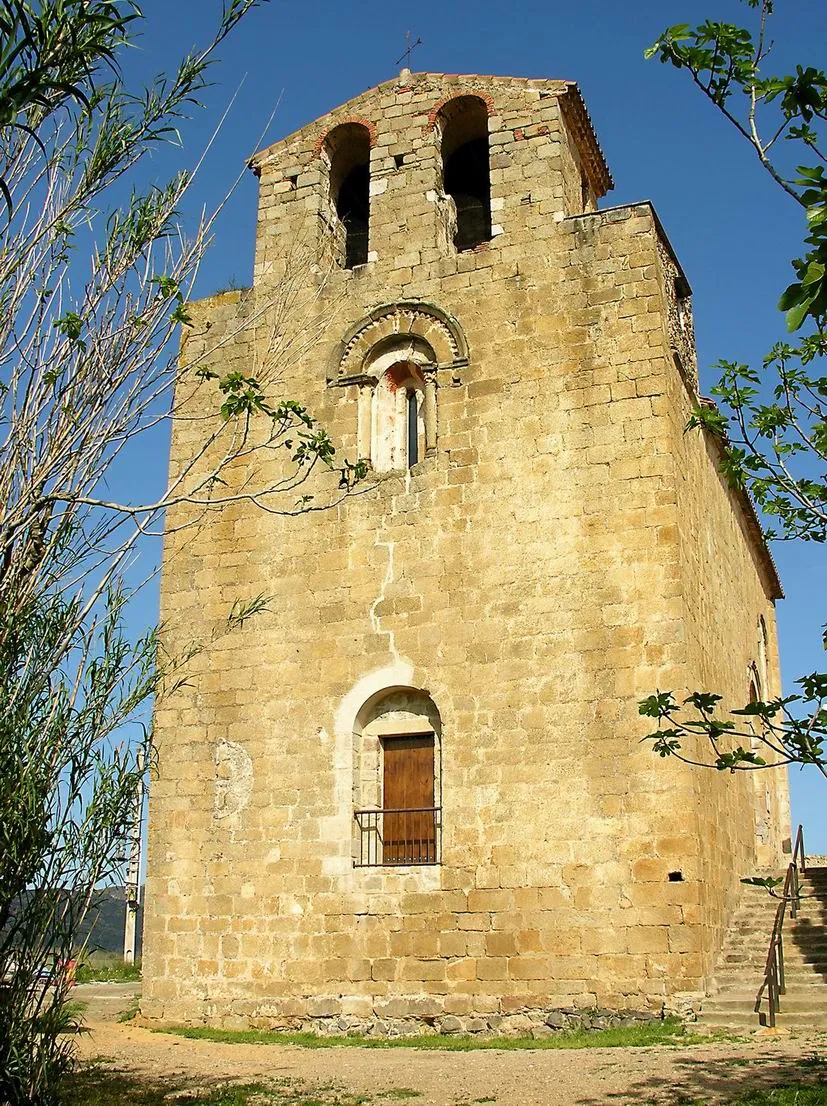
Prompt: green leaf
<box><xmin>778</xmin><ymin>282</ymin><xmax>803</xmax><ymax>311</ymax></box>
<box><xmin>785</xmin><ymin>301</ymin><xmax>812</xmax><ymax>332</ymax></box>
<box><xmin>802</xmin><ymin>261</ymin><xmax>825</xmax><ymax>287</ymax></box>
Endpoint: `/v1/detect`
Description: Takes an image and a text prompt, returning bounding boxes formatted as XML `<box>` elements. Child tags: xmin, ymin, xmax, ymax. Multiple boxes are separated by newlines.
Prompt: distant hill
<box><xmin>79</xmin><ymin>887</ymin><xmax>144</xmax><ymax>957</ymax></box>
<box><xmin>5</xmin><ymin>886</ymin><xmax>144</xmax><ymax>957</ymax></box>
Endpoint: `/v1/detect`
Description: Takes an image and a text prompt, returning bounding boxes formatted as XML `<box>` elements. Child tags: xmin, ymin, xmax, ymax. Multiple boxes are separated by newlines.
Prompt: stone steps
<box><xmin>712</xmin><ymin>977</ymin><xmax>827</xmax><ymax>995</ymax></box>
<box><xmin>718</xmin><ymin>953</ymin><xmax>827</xmax><ymax>968</ymax></box>
<box><xmin>698</xmin><ymin>864</ymin><xmax>827</xmax><ymax>1030</ymax></box>
<box><xmin>705</xmin><ymin>990</ymin><xmax>827</xmax><ymax>1011</ymax></box>
<box><xmin>698</xmin><ymin>1010</ymin><xmax>827</xmax><ymax>1031</ymax></box>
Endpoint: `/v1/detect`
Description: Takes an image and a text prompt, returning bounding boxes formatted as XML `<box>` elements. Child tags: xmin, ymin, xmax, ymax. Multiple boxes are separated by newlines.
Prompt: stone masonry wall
<box><xmin>653</xmin><ymin>229</ymin><xmax>789</xmax><ymax>992</ymax></box>
<box><xmin>663</xmin><ymin>331</ymin><xmax>789</xmax><ymax>922</ymax></box>
<box><xmin>141</xmin><ymin>73</ymin><xmax>785</xmax><ymax>1033</ymax></box>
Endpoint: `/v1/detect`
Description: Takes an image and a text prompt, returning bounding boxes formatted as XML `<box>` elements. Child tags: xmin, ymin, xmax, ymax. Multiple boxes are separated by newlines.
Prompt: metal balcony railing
<box><xmin>354</xmin><ymin>807</ymin><xmax>441</xmax><ymax>867</ymax></box>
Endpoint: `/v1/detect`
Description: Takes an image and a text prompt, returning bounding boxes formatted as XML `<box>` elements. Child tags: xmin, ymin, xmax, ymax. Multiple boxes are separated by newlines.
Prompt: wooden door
<box><xmin>383</xmin><ymin>734</ymin><xmax>435</xmax><ymax>863</ymax></box>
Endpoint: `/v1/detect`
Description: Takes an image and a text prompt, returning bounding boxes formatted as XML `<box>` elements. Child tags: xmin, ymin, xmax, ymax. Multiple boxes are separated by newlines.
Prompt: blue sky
<box><xmin>123</xmin><ymin>0</ymin><xmax>827</xmax><ymax>849</ymax></box>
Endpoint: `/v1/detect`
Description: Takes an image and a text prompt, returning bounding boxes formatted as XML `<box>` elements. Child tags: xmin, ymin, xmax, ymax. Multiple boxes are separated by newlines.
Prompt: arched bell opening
<box><xmin>323</xmin><ymin>122</ymin><xmax>371</xmax><ymax>268</ymax></box>
<box><xmin>437</xmin><ymin>96</ymin><xmax>492</xmax><ymax>252</ymax></box>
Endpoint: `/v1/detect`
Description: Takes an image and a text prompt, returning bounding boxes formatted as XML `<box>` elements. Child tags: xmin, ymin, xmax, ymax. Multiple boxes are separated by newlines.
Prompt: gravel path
<box><xmin>77</xmin><ymin>1017</ymin><xmax>827</xmax><ymax>1105</ymax></box>
<box><xmin>74</xmin><ymin>982</ymin><xmax>139</xmax><ymax>1021</ymax></box>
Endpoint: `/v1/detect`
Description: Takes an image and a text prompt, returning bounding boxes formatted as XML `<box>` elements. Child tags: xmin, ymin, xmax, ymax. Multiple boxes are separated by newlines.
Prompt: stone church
<box><xmin>142</xmin><ymin>71</ymin><xmax>790</xmax><ymax>1033</ymax></box>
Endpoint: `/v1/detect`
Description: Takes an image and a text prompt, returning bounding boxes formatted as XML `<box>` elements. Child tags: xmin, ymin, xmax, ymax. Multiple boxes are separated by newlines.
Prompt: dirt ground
<box><xmin>75</xmin><ymin>984</ymin><xmax>827</xmax><ymax>1106</ymax></box>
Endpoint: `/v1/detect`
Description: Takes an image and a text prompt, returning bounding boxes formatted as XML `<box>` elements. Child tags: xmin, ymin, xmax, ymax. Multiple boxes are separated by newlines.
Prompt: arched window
<box><xmin>333</xmin><ymin>306</ymin><xmax>464</xmax><ymax>472</ymax></box>
<box><xmin>323</xmin><ymin>122</ymin><xmax>371</xmax><ymax>268</ymax></box>
<box><xmin>372</xmin><ymin>361</ymin><xmax>425</xmax><ymax>472</ymax></box>
<box><xmin>437</xmin><ymin>96</ymin><xmax>491</xmax><ymax>252</ymax></box>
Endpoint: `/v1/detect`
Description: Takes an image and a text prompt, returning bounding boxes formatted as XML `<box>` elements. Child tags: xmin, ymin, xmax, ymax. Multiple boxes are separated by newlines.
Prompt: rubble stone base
<box><xmin>144</xmin><ymin>1006</ymin><xmax>672</xmax><ymax>1039</ymax></box>
<box><xmin>305</xmin><ymin>1008</ymin><xmax>665</xmax><ymax>1037</ymax></box>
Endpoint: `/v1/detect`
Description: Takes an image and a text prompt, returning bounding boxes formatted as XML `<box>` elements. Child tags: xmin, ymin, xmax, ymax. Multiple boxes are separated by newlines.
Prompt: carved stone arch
<box><xmin>331</xmin><ymin>303</ymin><xmax>468</xmax><ymax>470</ymax></box>
<box><xmin>329</xmin><ymin>301</ymin><xmax>468</xmax><ymax>384</ymax></box>
<box><xmin>354</xmin><ymin>684</ymin><xmax>442</xmax><ymax>737</ymax></box>
<box><xmin>312</xmin><ymin>116</ymin><xmax>378</xmax><ymax>157</ymax></box>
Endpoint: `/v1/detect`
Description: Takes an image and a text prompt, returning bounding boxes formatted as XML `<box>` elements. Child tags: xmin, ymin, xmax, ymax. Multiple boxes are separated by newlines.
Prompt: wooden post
<box><xmin>123</xmin><ymin>749</ymin><xmax>145</xmax><ymax>965</ymax></box>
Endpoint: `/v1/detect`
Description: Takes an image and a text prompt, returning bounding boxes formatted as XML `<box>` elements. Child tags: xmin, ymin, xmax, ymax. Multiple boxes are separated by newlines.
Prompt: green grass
<box><xmin>706</xmin><ymin>1088</ymin><xmax>827</xmax><ymax>1106</ymax></box>
<box><xmin>64</xmin><ymin>1069</ymin><xmax>370</xmax><ymax>1106</ymax></box>
<box><xmin>118</xmin><ymin>996</ymin><xmax>141</xmax><ymax>1022</ymax></box>
<box><xmin>74</xmin><ymin>952</ymin><xmax>142</xmax><ymax>984</ymax></box>
<box><xmin>154</xmin><ymin>1016</ymin><xmax>691</xmax><ymax>1051</ymax></box>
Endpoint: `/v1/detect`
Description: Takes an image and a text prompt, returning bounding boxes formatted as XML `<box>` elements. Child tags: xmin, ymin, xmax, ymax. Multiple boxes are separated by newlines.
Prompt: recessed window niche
<box><xmin>354</xmin><ymin>339</ymin><xmax>438</xmax><ymax>473</ymax></box>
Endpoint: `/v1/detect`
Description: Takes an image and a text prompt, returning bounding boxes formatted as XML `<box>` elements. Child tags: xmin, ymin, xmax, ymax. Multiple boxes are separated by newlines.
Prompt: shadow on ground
<box><xmin>576</xmin><ymin>1049</ymin><xmax>827</xmax><ymax>1105</ymax></box>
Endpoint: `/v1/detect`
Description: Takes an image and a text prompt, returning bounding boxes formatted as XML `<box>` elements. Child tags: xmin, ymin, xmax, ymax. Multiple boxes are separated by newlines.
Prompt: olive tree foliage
<box><xmin>639</xmin><ymin>0</ymin><xmax>827</xmax><ymax>780</ymax></box>
<box><xmin>0</xmin><ymin>2</ymin><xmax>361</xmax><ymax>1101</ymax></box>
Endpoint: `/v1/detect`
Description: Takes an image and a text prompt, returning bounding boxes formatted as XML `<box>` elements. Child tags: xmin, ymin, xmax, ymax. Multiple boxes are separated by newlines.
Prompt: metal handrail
<box><xmin>793</xmin><ymin>823</ymin><xmax>807</xmax><ymax>876</ymax></box>
<box><xmin>754</xmin><ymin>824</ymin><xmax>805</xmax><ymax>1027</ymax></box>
<box><xmin>355</xmin><ymin>807</ymin><xmax>440</xmax><ymax>814</ymax></box>
<box><xmin>354</xmin><ymin>806</ymin><xmax>442</xmax><ymax>867</ymax></box>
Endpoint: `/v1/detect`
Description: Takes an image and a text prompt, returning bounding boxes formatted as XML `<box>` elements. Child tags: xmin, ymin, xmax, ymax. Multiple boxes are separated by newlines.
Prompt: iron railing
<box><xmin>354</xmin><ymin>807</ymin><xmax>441</xmax><ymax>867</ymax></box>
<box><xmin>755</xmin><ymin>824</ymin><xmax>806</xmax><ymax>1027</ymax></box>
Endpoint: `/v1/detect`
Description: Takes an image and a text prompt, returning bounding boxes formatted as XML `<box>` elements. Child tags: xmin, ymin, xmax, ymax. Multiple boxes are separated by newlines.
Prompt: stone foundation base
<box><xmin>141</xmin><ymin>1005</ymin><xmax>672</xmax><ymax>1038</ymax></box>
<box><xmin>302</xmin><ymin>1008</ymin><xmax>666</xmax><ymax>1038</ymax></box>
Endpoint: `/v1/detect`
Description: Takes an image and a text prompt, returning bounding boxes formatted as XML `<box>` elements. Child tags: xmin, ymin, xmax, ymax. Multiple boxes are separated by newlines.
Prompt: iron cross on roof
<box><xmin>396</xmin><ymin>31</ymin><xmax>422</xmax><ymax>71</ymax></box>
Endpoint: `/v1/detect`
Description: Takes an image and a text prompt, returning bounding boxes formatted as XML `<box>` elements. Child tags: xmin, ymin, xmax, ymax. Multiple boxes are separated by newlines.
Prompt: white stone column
<box><xmin>423</xmin><ymin>367</ymin><xmax>438</xmax><ymax>457</ymax></box>
<box><xmin>395</xmin><ymin>385</ymin><xmax>407</xmax><ymax>469</ymax></box>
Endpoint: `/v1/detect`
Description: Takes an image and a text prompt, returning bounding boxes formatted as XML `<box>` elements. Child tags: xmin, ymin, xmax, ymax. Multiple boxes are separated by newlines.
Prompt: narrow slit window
<box><xmin>675</xmin><ymin>276</ymin><xmax>692</xmax><ymax>334</ymax></box>
<box><xmin>371</xmin><ymin>361</ymin><xmax>425</xmax><ymax>472</ymax></box>
<box><xmin>407</xmin><ymin>390</ymin><xmax>419</xmax><ymax>467</ymax></box>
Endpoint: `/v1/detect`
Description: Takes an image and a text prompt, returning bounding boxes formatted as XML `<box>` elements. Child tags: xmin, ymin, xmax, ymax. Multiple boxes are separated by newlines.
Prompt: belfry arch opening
<box><xmin>324</xmin><ymin>122</ymin><xmax>371</xmax><ymax>268</ymax></box>
<box><xmin>438</xmin><ymin>96</ymin><xmax>492</xmax><ymax>252</ymax></box>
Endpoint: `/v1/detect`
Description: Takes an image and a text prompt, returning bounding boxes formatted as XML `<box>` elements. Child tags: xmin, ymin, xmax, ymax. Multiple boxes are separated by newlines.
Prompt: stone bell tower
<box><xmin>142</xmin><ymin>70</ymin><xmax>789</xmax><ymax>1033</ymax></box>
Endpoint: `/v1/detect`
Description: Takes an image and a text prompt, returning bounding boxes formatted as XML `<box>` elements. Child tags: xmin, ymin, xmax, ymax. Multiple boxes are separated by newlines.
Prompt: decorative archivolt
<box><xmin>329</xmin><ymin>302</ymin><xmax>468</xmax><ymax>384</ymax></box>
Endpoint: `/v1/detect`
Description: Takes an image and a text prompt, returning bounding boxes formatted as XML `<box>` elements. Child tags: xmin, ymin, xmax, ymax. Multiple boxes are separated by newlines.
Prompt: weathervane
<box><xmin>396</xmin><ymin>31</ymin><xmax>422</xmax><ymax>70</ymax></box>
